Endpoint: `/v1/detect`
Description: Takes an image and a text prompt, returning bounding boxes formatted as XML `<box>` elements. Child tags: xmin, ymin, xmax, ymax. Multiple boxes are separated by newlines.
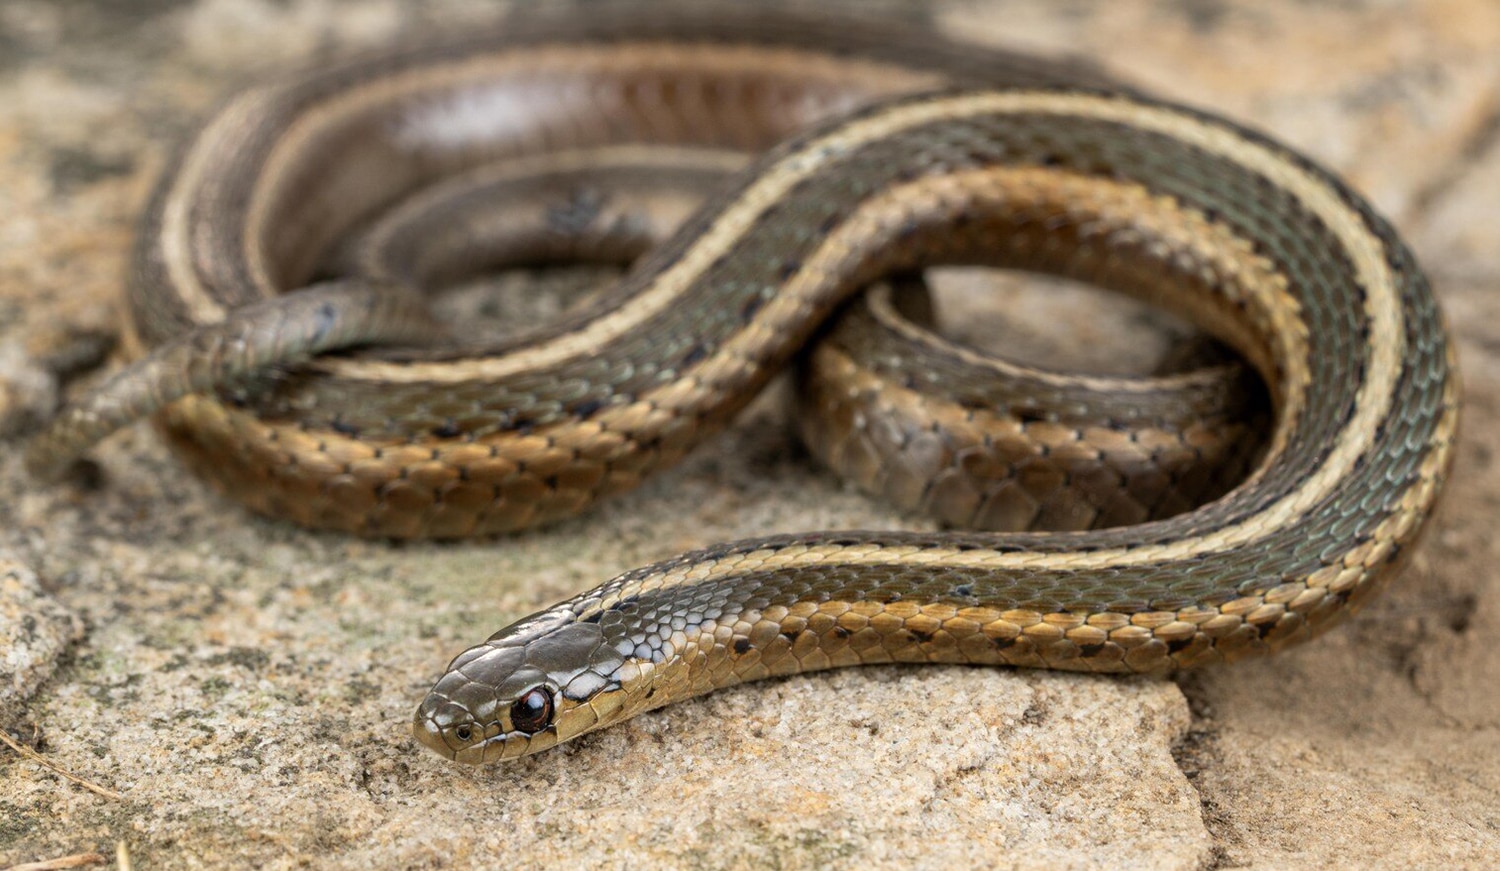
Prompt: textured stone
<box><xmin>0</xmin><ymin>557</ymin><xmax>84</xmax><ymax>725</ymax></box>
<box><xmin>1</xmin><ymin>0</ymin><xmax>1497</xmax><ymax>869</ymax></box>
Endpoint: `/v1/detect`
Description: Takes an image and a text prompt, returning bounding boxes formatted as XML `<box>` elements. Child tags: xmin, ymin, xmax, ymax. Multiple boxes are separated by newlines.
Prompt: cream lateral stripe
<box><xmin>575</xmin><ymin>173</ymin><xmax>1319</xmax><ymax>579</ymax></box>
<box><xmin>605</xmin><ymin>95</ymin><xmax>1394</xmax><ymax>572</ymax></box>
<box><xmin>237</xmin><ymin>44</ymin><xmax>942</xmax><ymax>325</ymax></box>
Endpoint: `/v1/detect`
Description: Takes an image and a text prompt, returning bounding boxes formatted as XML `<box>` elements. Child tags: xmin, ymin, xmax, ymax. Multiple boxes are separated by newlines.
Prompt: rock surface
<box><xmin>1</xmin><ymin>0</ymin><xmax>1497</xmax><ymax>868</ymax></box>
<box><xmin>0</xmin><ymin>558</ymin><xmax>84</xmax><ymax>728</ymax></box>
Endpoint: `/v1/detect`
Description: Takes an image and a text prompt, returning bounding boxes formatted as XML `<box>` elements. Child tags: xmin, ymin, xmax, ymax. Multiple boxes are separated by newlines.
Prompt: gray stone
<box><xmin>0</xmin><ymin>557</ymin><xmax>84</xmax><ymax>726</ymax></box>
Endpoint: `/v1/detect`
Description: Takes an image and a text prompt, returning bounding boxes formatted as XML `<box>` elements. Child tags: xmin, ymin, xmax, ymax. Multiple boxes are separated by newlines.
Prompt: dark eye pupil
<box><xmin>510</xmin><ymin>688</ymin><xmax>554</xmax><ymax>734</ymax></box>
<box><xmin>454</xmin><ymin>725</ymin><xmax>472</xmax><ymax>742</ymax></box>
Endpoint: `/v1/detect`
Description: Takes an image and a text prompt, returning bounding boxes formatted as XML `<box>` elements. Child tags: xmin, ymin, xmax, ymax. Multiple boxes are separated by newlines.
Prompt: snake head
<box><xmin>413</xmin><ymin>610</ymin><xmax>638</xmax><ymax>763</ymax></box>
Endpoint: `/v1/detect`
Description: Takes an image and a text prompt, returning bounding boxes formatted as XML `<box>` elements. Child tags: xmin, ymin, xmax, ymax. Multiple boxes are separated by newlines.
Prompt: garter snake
<box><xmin>22</xmin><ymin>5</ymin><xmax>1457</xmax><ymax>764</ymax></box>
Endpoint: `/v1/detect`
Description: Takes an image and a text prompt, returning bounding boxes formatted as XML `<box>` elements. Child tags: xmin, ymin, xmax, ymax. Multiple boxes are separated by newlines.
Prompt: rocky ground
<box><xmin>1</xmin><ymin>1</ymin><xmax>1496</xmax><ymax>868</ymax></box>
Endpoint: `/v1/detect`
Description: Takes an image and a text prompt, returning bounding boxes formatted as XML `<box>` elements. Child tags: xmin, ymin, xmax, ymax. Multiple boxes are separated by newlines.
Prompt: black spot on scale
<box><xmin>733</xmin><ymin>638</ymin><xmax>752</xmax><ymax>654</ymax></box>
<box><xmin>330</xmin><ymin>418</ymin><xmax>360</xmax><ymax>437</ymax></box>
<box><xmin>741</xmin><ymin>294</ymin><xmax>766</xmax><ymax>320</ymax></box>
<box><xmin>1253</xmin><ymin>621</ymin><xmax>1279</xmax><ymax>640</ymax></box>
<box><xmin>833</xmin><ymin>627</ymin><xmax>850</xmax><ymax>639</ymax></box>
<box><xmin>1078</xmin><ymin>643</ymin><xmax>1106</xmax><ymax>658</ymax></box>
<box><xmin>951</xmin><ymin>583</ymin><xmax>975</xmax><ymax>598</ymax></box>
<box><xmin>907</xmin><ymin>629</ymin><xmax>934</xmax><ymax>644</ymax></box>
<box><xmin>1167</xmin><ymin>637</ymin><xmax>1195</xmax><ymax>654</ymax></box>
<box><xmin>431</xmin><ymin>420</ymin><xmax>461</xmax><ymax>439</ymax></box>
<box><xmin>781</xmin><ymin>628</ymin><xmax>800</xmax><ymax>642</ymax></box>
<box><xmin>680</xmin><ymin>343</ymin><xmax>709</xmax><ymax>368</ymax></box>
<box><xmin>777</xmin><ymin>259</ymin><xmax>801</xmax><ymax>281</ymax></box>
<box><xmin>580</xmin><ymin>612</ymin><xmax>602</xmax><ymax>624</ymax></box>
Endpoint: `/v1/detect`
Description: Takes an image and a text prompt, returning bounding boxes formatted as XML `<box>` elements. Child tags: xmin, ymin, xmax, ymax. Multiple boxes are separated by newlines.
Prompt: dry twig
<box><xmin>0</xmin><ymin>731</ymin><xmax>122</xmax><ymax>801</ymax></box>
<box><xmin>3</xmin><ymin>851</ymin><xmax>108</xmax><ymax>871</ymax></box>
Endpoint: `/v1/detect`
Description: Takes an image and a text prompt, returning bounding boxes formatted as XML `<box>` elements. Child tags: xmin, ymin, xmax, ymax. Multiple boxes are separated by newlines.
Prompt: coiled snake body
<box><xmin>26</xmin><ymin>6</ymin><xmax>1457</xmax><ymax>764</ymax></box>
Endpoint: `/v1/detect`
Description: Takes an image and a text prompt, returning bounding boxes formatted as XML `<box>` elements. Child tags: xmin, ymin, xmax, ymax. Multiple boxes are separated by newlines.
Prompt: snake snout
<box><xmin>412</xmin><ymin>713</ymin><xmax>453</xmax><ymax>759</ymax></box>
<box><xmin>412</xmin><ymin>696</ymin><xmax>477</xmax><ymax>761</ymax></box>
<box><xmin>412</xmin><ymin>668</ymin><xmax>502</xmax><ymax>762</ymax></box>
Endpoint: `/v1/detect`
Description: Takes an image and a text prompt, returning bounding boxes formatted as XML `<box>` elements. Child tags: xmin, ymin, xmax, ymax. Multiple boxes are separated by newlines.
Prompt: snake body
<box><xmin>333</xmin><ymin>144</ymin><xmax>1268</xmax><ymax>531</ymax></box>
<box><xmin>24</xmin><ymin>6</ymin><xmax>1456</xmax><ymax>764</ymax></box>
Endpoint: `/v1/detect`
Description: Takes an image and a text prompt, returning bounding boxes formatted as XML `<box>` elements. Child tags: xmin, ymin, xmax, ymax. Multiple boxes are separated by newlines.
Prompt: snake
<box><xmin>21</xmin><ymin>5</ymin><xmax>1457</xmax><ymax>765</ymax></box>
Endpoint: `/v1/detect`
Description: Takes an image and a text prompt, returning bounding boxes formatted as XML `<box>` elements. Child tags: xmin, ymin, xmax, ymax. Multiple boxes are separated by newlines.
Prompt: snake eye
<box><xmin>510</xmin><ymin>687</ymin><xmax>554</xmax><ymax>734</ymax></box>
<box><xmin>454</xmin><ymin>725</ymin><xmax>473</xmax><ymax>743</ymax></box>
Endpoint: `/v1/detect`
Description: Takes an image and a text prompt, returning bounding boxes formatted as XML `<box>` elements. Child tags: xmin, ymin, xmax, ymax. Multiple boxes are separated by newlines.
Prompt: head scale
<box><xmin>413</xmin><ymin>610</ymin><xmax>639</xmax><ymax>763</ymax></box>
